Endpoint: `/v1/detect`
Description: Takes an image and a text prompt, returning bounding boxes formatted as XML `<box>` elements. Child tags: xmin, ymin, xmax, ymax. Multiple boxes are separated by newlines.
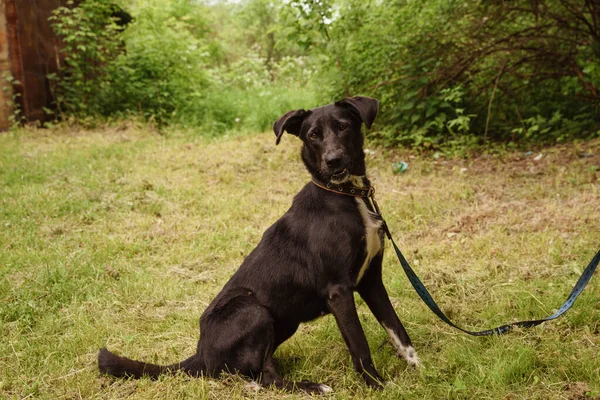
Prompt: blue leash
<box><xmin>371</xmin><ymin>198</ymin><xmax>600</xmax><ymax>336</ymax></box>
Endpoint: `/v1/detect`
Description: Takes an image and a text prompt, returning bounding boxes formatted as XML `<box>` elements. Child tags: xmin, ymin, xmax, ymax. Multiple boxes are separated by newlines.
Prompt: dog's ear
<box><xmin>335</xmin><ymin>96</ymin><xmax>379</xmax><ymax>129</ymax></box>
<box><xmin>273</xmin><ymin>109</ymin><xmax>311</xmax><ymax>145</ymax></box>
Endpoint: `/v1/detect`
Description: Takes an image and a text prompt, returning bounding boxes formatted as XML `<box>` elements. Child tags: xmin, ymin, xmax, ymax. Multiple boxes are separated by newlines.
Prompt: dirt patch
<box><xmin>563</xmin><ymin>381</ymin><xmax>600</xmax><ymax>400</ymax></box>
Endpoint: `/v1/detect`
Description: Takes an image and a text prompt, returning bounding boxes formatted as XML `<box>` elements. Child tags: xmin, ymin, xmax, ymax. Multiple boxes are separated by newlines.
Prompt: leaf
<box><xmin>453</xmin><ymin>377</ymin><xmax>467</xmax><ymax>391</ymax></box>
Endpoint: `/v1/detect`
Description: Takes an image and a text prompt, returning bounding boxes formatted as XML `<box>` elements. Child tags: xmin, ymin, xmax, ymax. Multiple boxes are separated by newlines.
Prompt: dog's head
<box><xmin>273</xmin><ymin>96</ymin><xmax>379</xmax><ymax>183</ymax></box>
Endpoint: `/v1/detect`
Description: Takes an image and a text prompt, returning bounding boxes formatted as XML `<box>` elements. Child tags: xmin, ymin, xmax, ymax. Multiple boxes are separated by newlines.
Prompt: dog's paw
<box><xmin>317</xmin><ymin>384</ymin><xmax>333</xmax><ymax>394</ymax></box>
<box><xmin>384</xmin><ymin>327</ymin><xmax>422</xmax><ymax>368</ymax></box>
<box><xmin>365</xmin><ymin>380</ymin><xmax>384</xmax><ymax>391</ymax></box>
<box><xmin>399</xmin><ymin>346</ymin><xmax>422</xmax><ymax>369</ymax></box>
<box><xmin>301</xmin><ymin>382</ymin><xmax>333</xmax><ymax>395</ymax></box>
<box><xmin>362</xmin><ymin>370</ymin><xmax>385</xmax><ymax>390</ymax></box>
<box><xmin>244</xmin><ymin>381</ymin><xmax>262</xmax><ymax>392</ymax></box>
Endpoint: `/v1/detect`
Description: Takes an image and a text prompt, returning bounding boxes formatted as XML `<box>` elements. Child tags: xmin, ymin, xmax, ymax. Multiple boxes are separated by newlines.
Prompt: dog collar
<box><xmin>311</xmin><ymin>177</ymin><xmax>390</xmax><ymax>239</ymax></box>
<box><xmin>311</xmin><ymin>178</ymin><xmax>375</xmax><ymax>198</ymax></box>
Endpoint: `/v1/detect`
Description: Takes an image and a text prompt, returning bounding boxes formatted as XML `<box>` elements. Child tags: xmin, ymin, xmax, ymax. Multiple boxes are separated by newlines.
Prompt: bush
<box><xmin>48</xmin><ymin>0</ymin><xmax>123</xmax><ymax>118</ymax></box>
<box><xmin>318</xmin><ymin>0</ymin><xmax>600</xmax><ymax>147</ymax></box>
<box><xmin>48</xmin><ymin>0</ymin><xmax>600</xmax><ymax>147</ymax></box>
<box><xmin>49</xmin><ymin>0</ymin><xmax>318</xmax><ymax>133</ymax></box>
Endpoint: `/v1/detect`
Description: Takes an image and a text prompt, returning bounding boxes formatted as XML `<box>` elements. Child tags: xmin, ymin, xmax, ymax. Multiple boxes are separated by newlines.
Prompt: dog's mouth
<box><xmin>329</xmin><ymin>168</ymin><xmax>349</xmax><ymax>183</ymax></box>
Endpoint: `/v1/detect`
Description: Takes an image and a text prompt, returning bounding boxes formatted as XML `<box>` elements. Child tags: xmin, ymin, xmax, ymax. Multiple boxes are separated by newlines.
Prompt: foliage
<box><xmin>48</xmin><ymin>0</ymin><xmax>123</xmax><ymax>118</ymax></box>
<box><xmin>103</xmin><ymin>1</ymin><xmax>213</xmax><ymax>126</ymax></box>
<box><xmin>318</xmin><ymin>0</ymin><xmax>600</xmax><ymax>147</ymax></box>
<box><xmin>46</xmin><ymin>0</ymin><xmax>600</xmax><ymax>147</ymax></box>
<box><xmin>2</xmin><ymin>73</ymin><xmax>25</xmax><ymax>128</ymax></box>
<box><xmin>49</xmin><ymin>0</ymin><xmax>318</xmax><ymax>132</ymax></box>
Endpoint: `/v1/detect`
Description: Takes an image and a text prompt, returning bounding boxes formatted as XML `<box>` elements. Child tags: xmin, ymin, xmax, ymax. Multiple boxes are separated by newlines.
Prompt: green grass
<box><xmin>1</xmin><ymin>124</ymin><xmax>599</xmax><ymax>399</ymax></box>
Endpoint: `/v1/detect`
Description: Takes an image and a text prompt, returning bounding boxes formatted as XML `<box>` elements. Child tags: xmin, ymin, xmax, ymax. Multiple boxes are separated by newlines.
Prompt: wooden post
<box><xmin>0</xmin><ymin>0</ymin><xmax>14</xmax><ymax>131</ymax></box>
<box><xmin>0</xmin><ymin>0</ymin><xmax>65</xmax><ymax>131</ymax></box>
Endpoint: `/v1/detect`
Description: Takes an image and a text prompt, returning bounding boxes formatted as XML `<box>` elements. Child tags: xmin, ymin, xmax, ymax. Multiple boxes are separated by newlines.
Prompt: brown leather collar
<box><xmin>311</xmin><ymin>178</ymin><xmax>375</xmax><ymax>198</ymax></box>
<box><xmin>312</xmin><ymin>177</ymin><xmax>391</xmax><ymax>239</ymax></box>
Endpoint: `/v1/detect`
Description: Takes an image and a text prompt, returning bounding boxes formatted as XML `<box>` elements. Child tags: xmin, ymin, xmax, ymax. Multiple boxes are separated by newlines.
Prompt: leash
<box><xmin>311</xmin><ymin>179</ymin><xmax>600</xmax><ymax>335</ymax></box>
<box><xmin>368</xmin><ymin>194</ymin><xmax>600</xmax><ymax>336</ymax></box>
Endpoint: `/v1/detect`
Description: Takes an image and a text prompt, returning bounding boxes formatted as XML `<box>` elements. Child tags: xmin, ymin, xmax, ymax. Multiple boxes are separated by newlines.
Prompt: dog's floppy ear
<box><xmin>335</xmin><ymin>96</ymin><xmax>379</xmax><ymax>129</ymax></box>
<box><xmin>273</xmin><ymin>109</ymin><xmax>311</xmax><ymax>145</ymax></box>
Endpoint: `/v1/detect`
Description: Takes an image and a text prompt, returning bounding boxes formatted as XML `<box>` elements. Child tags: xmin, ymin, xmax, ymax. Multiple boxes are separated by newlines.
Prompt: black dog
<box><xmin>98</xmin><ymin>96</ymin><xmax>420</xmax><ymax>393</ymax></box>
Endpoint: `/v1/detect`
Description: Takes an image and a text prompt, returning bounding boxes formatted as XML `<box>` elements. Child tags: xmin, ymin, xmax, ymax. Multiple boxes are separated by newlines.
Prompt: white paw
<box><xmin>244</xmin><ymin>381</ymin><xmax>261</xmax><ymax>392</ymax></box>
<box><xmin>317</xmin><ymin>384</ymin><xmax>333</xmax><ymax>393</ymax></box>
<box><xmin>401</xmin><ymin>346</ymin><xmax>422</xmax><ymax>368</ymax></box>
<box><xmin>384</xmin><ymin>327</ymin><xmax>423</xmax><ymax>368</ymax></box>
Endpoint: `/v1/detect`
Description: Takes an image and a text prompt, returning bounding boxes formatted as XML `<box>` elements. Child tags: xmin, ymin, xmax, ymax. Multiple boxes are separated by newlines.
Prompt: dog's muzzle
<box><xmin>324</xmin><ymin>154</ymin><xmax>350</xmax><ymax>183</ymax></box>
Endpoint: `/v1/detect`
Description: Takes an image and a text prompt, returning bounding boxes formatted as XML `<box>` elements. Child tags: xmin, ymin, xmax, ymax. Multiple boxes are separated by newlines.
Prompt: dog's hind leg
<box><xmin>201</xmin><ymin>294</ymin><xmax>330</xmax><ymax>393</ymax></box>
<box><xmin>356</xmin><ymin>255</ymin><xmax>421</xmax><ymax>367</ymax></box>
<box><xmin>259</xmin><ymin>356</ymin><xmax>333</xmax><ymax>394</ymax></box>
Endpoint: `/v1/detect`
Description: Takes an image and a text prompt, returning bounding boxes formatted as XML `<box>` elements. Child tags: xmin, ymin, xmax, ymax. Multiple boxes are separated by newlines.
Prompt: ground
<box><xmin>0</xmin><ymin>124</ymin><xmax>599</xmax><ymax>399</ymax></box>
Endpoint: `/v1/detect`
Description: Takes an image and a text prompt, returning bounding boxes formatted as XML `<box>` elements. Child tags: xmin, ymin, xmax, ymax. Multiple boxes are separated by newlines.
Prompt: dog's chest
<box><xmin>354</xmin><ymin>199</ymin><xmax>383</xmax><ymax>285</ymax></box>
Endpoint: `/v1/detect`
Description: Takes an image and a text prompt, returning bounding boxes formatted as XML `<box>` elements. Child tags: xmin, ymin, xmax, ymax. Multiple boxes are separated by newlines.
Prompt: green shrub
<box><xmin>317</xmin><ymin>0</ymin><xmax>600</xmax><ymax>147</ymax></box>
<box><xmin>49</xmin><ymin>0</ymin><xmax>317</xmax><ymax>133</ymax></box>
<box><xmin>49</xmin><ymin>0</ymin><xmax>123</xmax><ymax>118</ymax></box>
<box><xmin>48</xmin><ymin>0</ymin><xmax>600</xmax><ymax>146</ymax></box>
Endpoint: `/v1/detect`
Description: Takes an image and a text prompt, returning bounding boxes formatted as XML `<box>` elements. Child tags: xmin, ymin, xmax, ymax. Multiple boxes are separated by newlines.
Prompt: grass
<box><xmin>0</xmin><ymin>123</ymin><xmax>599</xmax><ymax>399</ymax></box>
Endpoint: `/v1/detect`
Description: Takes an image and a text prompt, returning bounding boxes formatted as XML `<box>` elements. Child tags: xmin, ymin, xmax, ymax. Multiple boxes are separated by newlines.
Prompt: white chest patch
<box><xmin>354</xmin><ymin>199</ymin><xmax>383</xmax><ymax>285</ymax></box>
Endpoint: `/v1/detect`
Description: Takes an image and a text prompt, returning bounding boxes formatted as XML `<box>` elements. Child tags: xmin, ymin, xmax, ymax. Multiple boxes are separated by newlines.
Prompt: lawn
<box><xmin>1</xmin><ymin>124</ymin><xmax>599</xmax><ymax>399</ymax></box>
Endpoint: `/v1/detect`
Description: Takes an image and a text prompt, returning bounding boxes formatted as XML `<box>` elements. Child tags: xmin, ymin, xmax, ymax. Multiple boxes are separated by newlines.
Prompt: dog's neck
<box><xmin>307</xmin><ymin>164</ymin><xmax>370</xmax><ymax>188</ymax></box>
<box><xmin>343</xmin><ymin>174</ymin><xmax>369</xmax><ymax>188</ymax></box>
<box><xmin>314</xmin><ymin>173</ymin><xmax>370</xmax><ymax>188</ymax></box>
<box><xmin>311</xmin><ymin>174</ymin><xmax>374</xmax><ymax>199</ymax></box>
<box><xmin>309</xmin><ymin>156</ymin><xmax>371</xmax><ymax>193</ymax></box>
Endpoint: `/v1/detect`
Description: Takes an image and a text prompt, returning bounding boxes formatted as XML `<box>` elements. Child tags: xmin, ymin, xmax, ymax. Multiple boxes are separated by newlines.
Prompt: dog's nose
<box><xmin>325</xmin><ymin>154</ymin><xmax>343</xmax><ymax>170</ymax></box>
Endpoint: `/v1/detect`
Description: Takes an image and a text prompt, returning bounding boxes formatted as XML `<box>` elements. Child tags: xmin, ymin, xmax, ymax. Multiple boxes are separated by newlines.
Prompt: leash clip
<box><xmin>368</xmin><ymin>193</ymin><xmax>392</xmax><ymax>240</ymax></box>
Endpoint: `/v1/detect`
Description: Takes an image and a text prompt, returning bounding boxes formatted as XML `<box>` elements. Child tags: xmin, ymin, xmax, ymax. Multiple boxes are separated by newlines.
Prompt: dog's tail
<box><xmin>98</xmin><ymin>347</ymin><xmax>205</xmax><ymax>379</ymax></box>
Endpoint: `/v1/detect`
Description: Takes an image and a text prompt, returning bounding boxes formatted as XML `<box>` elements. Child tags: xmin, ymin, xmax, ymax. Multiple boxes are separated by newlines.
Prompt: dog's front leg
<box><xmin>356</xmin><ymin>256</ymin><xmax>421</xmax><ymax>367</ymax></box>
<box><xmin>326</xmin><ymin>284</ymin><xmax>384</xmax><ymax>389</ymax></box>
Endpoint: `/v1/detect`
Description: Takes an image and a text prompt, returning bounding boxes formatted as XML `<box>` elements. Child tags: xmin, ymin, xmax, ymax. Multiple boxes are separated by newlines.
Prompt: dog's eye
<box><xmin>338</xmin><ymin>123</ymin><xmax>348</xmax><ymax>132</ymax></box>
<box><xmin>309</xmin><ymin>132</ymin><xmax>318</xmax><ymax>140</ymax></box>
